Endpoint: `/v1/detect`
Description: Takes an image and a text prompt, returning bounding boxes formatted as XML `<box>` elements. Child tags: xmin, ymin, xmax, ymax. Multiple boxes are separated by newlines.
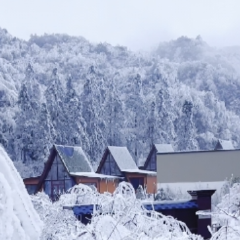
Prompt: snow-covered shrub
<box><xmin>31</xmin><ymin>191</ymin><xmax>84</xmax><ymax>240</ymax></box>
<box><xmin>208</xmin><ymin>183</ymin><xmax>240</xmax><ymax>240</ymax></box>
<box><xmin>32</xmin><ymin>182</ymin><xmax>202</xmax><ymax>240</ymax></box>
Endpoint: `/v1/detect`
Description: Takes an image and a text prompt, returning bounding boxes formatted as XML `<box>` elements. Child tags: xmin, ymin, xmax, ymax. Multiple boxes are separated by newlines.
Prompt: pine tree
<box><xmin>15</xmin><ymin>82</ymin><xmax>36</xmax><ymax>162</ymax></box>
<box><xmin>45</xmin><ymin>68</ymin><xmax>66</xmax><ymax>144</ymax></box>
<box><xmin>155</xmin><ymin>88</ymin><xmax>176</xmax><ymax>144</ymax></box>
<box><xmin>125</xmin><ymin>73</ymin><xmax>146</xmax><ymax>164</ymax></box>
<box><xmin>177</xmin><ymin>100</ymin><xmax>198</xmax><ymax>151</ymax></box>
<box><xmin>104</xmin><ymin>75</ymin><xmax>125</xmax><ymax>146</ymax></box>
<box><xmin>33</xmin><ymin>103</ymin><xmax>54</xmax><ymax>162</ymax></box>
<box><xmin>80</xmin><ymin>66</ymin><xmax>107</xmax><ymax>162</ymax></box>
<box><xmin>64</xmin><ymin>75</ymin><xmax>89</xmax><ymax>150</ymax></box>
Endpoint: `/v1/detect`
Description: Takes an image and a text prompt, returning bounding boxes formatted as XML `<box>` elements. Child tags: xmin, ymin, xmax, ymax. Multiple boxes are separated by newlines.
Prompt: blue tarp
<box><xmin>72</xmin><ymin>201</ymin><xmax>198</xmax><ymax>216</ymax></box>
<box><xmin>144</xmin><ymin>201</ymin><xmax>198</xmax><ymax>211</ymax></box>
<box><xmin>73</xmin><ymin>205</ymin><xmax>98</xmax><ymax>215</ymax></box>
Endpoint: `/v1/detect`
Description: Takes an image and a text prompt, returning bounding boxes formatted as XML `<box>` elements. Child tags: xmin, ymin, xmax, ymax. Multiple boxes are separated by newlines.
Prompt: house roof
<box><xmin>214</xmin><ymin>139</ymin><xmax>234</xmax><ymax>150</ymax></box>
<box><xmin>35</xmin><ymin>145</ymin><xmax>94</xmax><ymax>193</ymax></box>
<box><xmin>55</xmin><ymin>144</ymin><xmax>93</xmax><ymax>173</ymax></box>
<box><xmin>23</xmin><ymin>176</ymin><xmax>41</xmax><ymax>181</ymax></box>
<box><xmin>142</xmin><ymin>143</ymin><xmax>174</xmax><ymax>169</ymax></box>
<box><xmin>122</xmin><ymin>169</ymin><xmax>157</xmax><ymax>175</ymax></box>
<box><xmin>69</xmin><ymin>172</ymin><xmax>122</xmax><ymax>179</ymax></box>
<box><xmin>154</xmin><ymin>144</ymin><xmax>174</xmax><ymax>153</ymax></box>
<box><xmin>107</xmin><ymin>146</ymin><xmax>138</xmax><ymax>171</ymax></box>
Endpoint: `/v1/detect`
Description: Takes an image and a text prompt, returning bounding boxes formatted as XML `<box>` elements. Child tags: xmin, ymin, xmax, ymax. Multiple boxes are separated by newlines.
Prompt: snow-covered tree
<box><xmin>80</xmin><ymin>66</ymin><xmax>107</xmax><ymax>162</ymax></box>
<box><xmin>45</xmin><ymin>68</ymin><xmax>66</xmax><ymax>144</ymax></box>
<box><xmin>177</xmin><ymin>100</ymin><xmax>198</xmax><ymax>151</ymax></box>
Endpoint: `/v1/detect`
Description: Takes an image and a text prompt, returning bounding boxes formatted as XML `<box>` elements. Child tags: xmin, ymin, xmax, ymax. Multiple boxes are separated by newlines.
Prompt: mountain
<box><xmin>0</xmin><ymin>28</ymin><xmax>240</xmax><ymax>176</ymax></box>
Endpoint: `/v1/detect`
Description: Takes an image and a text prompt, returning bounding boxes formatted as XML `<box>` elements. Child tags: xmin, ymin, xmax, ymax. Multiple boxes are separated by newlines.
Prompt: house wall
<box><xmin>74</xmin><ymin>177</ymin><xmax>119</xmax><ymax>194</ymax></box>
<box><xmin>99</xmin><ymin>180</ymin><xmax>118</xmax><ymax>193</ymax></box>
<box><xmin>23</xmin><ymin>178</ymin><xmax>39</xmax><ymax>185</ymax></box>
<box><xmin>125</xmin><ymin>173</ymin><xmax>147</xmax><ymax>184</ymax></box>
<box><xmin>74</xmin><ymin>177</ymin><xmax>99</xmax><ymax>190</ymax></box>
<box><xmin>146</xmin><ymin>175</ymin><xmax>157</xmax><ymax>194</ymax></box>
<box><xmin>157</xmin><ymin>150</ymin><xmax>240</xmax><ymax>184</ymax></box>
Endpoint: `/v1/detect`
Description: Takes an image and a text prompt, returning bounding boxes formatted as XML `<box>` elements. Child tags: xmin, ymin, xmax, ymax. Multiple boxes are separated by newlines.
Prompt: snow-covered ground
<box><xmin>0</xmin><ymin>145</ymin><xmax>43</xmax><ymax>240</ymax></box>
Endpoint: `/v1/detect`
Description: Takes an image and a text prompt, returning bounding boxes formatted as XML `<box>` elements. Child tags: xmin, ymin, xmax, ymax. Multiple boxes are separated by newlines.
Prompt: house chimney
<box><xmin>188</xmin><ymin>190</ymin><xmax>216</xmax><ymax>239</ymax></box>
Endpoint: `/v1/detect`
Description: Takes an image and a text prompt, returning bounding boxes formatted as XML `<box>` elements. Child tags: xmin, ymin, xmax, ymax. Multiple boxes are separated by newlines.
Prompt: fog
<box><xmin>1</xmin><ymin>0</ymin><xmax>240</xmax><ymax>51</ymax></box>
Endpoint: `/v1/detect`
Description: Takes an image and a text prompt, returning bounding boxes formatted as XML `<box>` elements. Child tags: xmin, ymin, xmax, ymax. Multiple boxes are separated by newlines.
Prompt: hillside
<box><xmin>0</xmin><ymin>28</ymin><xmax>240</xmax><ymax>176</ymax></box>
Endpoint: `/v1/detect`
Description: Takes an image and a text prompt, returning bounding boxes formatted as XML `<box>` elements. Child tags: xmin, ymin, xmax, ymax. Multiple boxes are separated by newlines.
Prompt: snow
<box><xmin>157</xmin><ymin>181</ymin><xmax>225</xmax><ymax>202</ymax></box>
<box><xmin>122</xmin><ymin>169</ymin><xmax>157</xmax><ymax>175</ymax></box>
<box><xmin>155</xmin><ymin>144</ymin><xmax>174</xmax><ymax>153</ymax></box>
<box><xmin>72</xmin><ymin>145</ymin><xmax>94</xmax><ymax>171</ymax></box>
<box><xmin>70</xmin><ymin>171</ymin><xmax>122</xmax><ymax>179</ymax></box>
<box><xmin>55</xmin><ymin>144</ymin><xmax>94</xmax><ymax>172</ymax></box>
<box><xmin>0</xmin><ymin>145</ymin><xmax>43</xmax><ymax>240</ymax></box>
<box><xmin>158</xmin><ymin>181</ymin><xmax>224</xmax><ymax>191</ymax></box>
<box><xmin>215</xmin><ymin>139</ymin><xmax>234</xmax><ymax>150</ymax></box>
<box><xmin>108</xmin><ymin>146</ymin><xmax>138</xmax><ymax>171</ymax></box>
<box><xmin>52</xmin><ymin>182</ymin><xmax>203</xmax><ymax>240</ymax></box>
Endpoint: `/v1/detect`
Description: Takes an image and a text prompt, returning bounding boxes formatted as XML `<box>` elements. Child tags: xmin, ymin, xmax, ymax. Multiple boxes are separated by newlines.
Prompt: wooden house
<box><xmin>35</xmin><ymin>144</ymin><xmax>120</xmax><ymax>199</ymax></box>
<box><xmin>96</xmin><ymin>146</ymin><xmax>156</xmax><ymax>193</ymax></box>
<box><xmin>143</xmin><ymin>144</ymin><xmax>174</xmax><ymax>172</ymax></box>
<box><xmin>139</xmin><ymin>144</ymin><xmax>174</xmax><ymax>194</ymax></box>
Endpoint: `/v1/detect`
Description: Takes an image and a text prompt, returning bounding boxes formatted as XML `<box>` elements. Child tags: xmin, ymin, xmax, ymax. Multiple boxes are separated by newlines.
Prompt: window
<box><xmin>100</xmin><ymin>154</ymin><xmax>121</xmax><ymax>176</ymax></box>
<box><xmin>146</xmin><ymin>153</ymin><xmax>156</xmax><ymax>171</ymax></box>
<box><xmin>44</xmin><ymin>154</ymin><xmax>74</xmax><ymax>199</ymax></box>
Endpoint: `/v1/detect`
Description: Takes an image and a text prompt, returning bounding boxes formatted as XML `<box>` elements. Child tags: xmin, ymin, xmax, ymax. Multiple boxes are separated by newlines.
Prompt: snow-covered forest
<box><xmin>1</xmin><ymin>28</ymin><xmax>240</xmax><ymax>176</ymax></box>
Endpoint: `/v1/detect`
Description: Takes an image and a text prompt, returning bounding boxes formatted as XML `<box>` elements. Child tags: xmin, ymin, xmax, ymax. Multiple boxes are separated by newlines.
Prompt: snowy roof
<box><xmin>154</xmin><ymin>144</ymin><xmax>174</xmax><ymax>153</ymax></box>
<box><xmin>55</xmin><ymin>144</ymin><xmax>94</xmax><ymax>173</ymax></box>
<box><xmin>70</xmin><ymin>172</ymin><xmax>122</xmax><ymax>179</ymax></box>
<box><xmin>70</xmin><ymin>172</ymin><xmax>121</xmax><ymax>179</ymax></box>
<box><xmin>108</xmin><ymin>146</ymin><xmax>138</xmax><ymax>171</ymax></box>
<box><xmin>214</xmin><ymin>139</ymin><xmax>234</xmax><ymax>150</ymax></box>
<box><xmin>122</xmin><ymin>169</ymin><xmax>157</xmax><ymax>175</ymax></box>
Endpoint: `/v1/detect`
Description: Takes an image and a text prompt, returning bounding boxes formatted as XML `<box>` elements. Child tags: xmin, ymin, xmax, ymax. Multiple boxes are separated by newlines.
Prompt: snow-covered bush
<box><xmin>32</xmin><ymin>182</ymin><xmax>203</xmax><ymax>240</ymax></box>
<box><xmin>208</xmin><ymin>183</ymin><xmax>240</xmax><ymax>240</ymax></box>
<box><xmin>31</xmin><ymin>191</ymin><xmax>84</xmax><ymax>240</ymax></box>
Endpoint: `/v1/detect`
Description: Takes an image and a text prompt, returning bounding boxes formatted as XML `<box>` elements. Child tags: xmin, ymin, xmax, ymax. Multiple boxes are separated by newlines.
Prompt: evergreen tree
<box><xmin>64</xmin><ymin>75</ymin><xmax>89</xmax><ymax>150</ymax></box>
<box><xmin>15</xmin><ymin>82</ymin><xmax>37</xmax><ymax>162</ymax></box>
<box><xmin>45</xmin><ymin>68</ymin><xmax>66</xmax><ymax>144</ymax></box>
<box><xmin>33</xmin><ymin>103</ymin><xmax>54</xmax><ymax>162</ymax></box>
<box><xmin>80</xmin><ymin>66</ymin><xmax>107</xmax><ymax>162</ymax></box>
<box><xmin>125</xmin><ymin>73</ymin><xmax>146</xmax><ymax>163</ymax></box>
<box><xmin>177</xmin><ymin>100</ymin><xmax>198</xmax><ymax>151</ymax></box>
<box><xmin>104</xmin><ymin>75</ymin><xmax>125</xmax><ymax>146</ymax></box>
<box><xmin>155</xmin><ymin>88</ymin><xmax>176</xmax><ymax>144</ymax></box>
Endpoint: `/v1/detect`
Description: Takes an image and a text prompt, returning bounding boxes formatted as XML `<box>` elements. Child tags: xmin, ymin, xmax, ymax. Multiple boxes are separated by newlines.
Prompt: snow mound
<box><xmin>0</xmin><ymin>145</ymin><xmax>43</xmax><ymax>240</ymax></box>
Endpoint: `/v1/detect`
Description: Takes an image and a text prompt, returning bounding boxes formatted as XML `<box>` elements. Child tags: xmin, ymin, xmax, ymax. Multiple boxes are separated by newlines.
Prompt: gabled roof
<box><xmin>35</xmin><ymin>144</ymin><xmax>94</xmax><ymax>193</ymax></box>
<box><xmin>55</xmin><ymin>144</ymin><xmax>93</xmax><ymax>173</ymax></box>
<box><xmin>107</xmin><ymin>146</ymin><xmax>138</xmax><ymax>171</ymax></box>
<box><xmin>214</xmin><ymin>139</ymin><xmax>234</xmax><ymax>150</ymax></box>
<box><xmin>143</xmin><ymin>144</ymin><xmax>174</xmax><ymax>169</ymax></box>
<box><xmin>154</xmin><ymin>144</ymin><xmax>174</xmax><ymax>153</ymax></box>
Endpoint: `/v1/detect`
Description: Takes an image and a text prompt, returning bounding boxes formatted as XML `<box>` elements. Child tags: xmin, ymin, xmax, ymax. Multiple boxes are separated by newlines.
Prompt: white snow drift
<box><xmin>0</xmin><ymin>145</ymin><xmax>43</xmax><ymax>240</ymax></box>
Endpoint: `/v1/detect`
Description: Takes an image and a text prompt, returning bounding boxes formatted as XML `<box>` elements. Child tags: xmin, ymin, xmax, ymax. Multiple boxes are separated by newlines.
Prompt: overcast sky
<box><xmin>1</xmin><ymin>0</ymin><xmax>240</xmax><ymax>51</ymax></box>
